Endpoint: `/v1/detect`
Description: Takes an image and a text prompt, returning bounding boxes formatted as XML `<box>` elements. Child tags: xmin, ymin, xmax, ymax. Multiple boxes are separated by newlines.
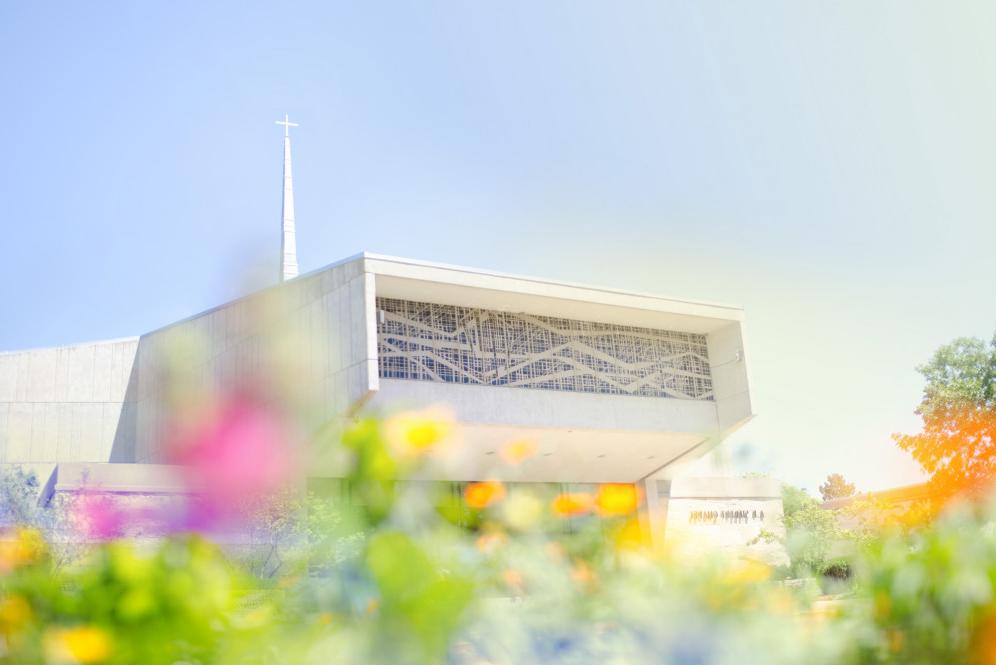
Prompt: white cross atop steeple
<box><xmin>275</xmin><ymin>115</ymin><xmax>299</xmax><ymax>281</ymax></box>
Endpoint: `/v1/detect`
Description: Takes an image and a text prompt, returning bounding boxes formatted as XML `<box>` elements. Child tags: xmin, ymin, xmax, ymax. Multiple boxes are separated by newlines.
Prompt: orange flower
<box><xmin>571</xmin><ymin>560</ymin><xmax>596</xmax><ymax>585</ymax></box>
<box><xmin>475</xmin><ymin>530</ymin><xmax>507</xmax><ymax>554</ymax></box>
<box><xmin>500</xmin><ymin>439</ymin><xmax>537</xmax><ymax>464</ymax></box>
<box><xmin>502</xmin><ymin>568</ymin><xmax>525</xmax><ymax>593</ymax></box>
<box><xmin>551</xmin><ymin>492</ymin><xmax>594</xmax><ymax>517</ymax></box>
<box><xmin>595</xmin><ymin>483</ymin><xmax>641</xmax><ymax>516</ymax></box>
<box><xmin>545</xmin><ymin>541</ymin><xmax>566</xmax><ymax>561</ymax></box>
<box><xmin>973</xmin><ymin>608</ymin><xmax>996</xmax><ymax>664</ymax></box>
<box><xmin>464</xmin><ymin>481</ymin><xmax>507</xmax><ymax>509</ymax></box>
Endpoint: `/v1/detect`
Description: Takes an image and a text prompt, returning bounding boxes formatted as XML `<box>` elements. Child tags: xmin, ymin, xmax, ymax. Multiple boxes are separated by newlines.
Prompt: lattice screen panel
<box><xmin>376</xmin><ymin>298</ymin><xmax>713</xmax><ymax>401</ymax></box>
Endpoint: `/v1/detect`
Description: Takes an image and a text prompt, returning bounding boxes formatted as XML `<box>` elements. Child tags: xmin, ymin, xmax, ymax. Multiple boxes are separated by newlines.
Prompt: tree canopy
<box><xmin>894</xmin><ymin>333</ymin><xmax>996</xmax><ymax>498</ymax></box>
<box><xmin>819</xmin><ymin>473</ymin><xmax>856</xmax><ymax>502</ymax></box>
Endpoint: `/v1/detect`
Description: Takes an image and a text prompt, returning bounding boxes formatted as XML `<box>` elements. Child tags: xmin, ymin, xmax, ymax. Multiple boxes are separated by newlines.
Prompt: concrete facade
<box><xmin>130</xmin><ymin>256</ymin><xmax>375</xmax><ymax>463</ymax></box>
<box><xmin>1</xmin><ymin>253</ymin><xmax>753</xmax><ymax>486</ymax></box>
<box><xmin>660</xmin><ymin>476</ymin><xmax>788</xmax><ymax>565</ymax></box>
<box><xmin>0</xmin><ymin>338</ymin><xmax>139</xmax><ymax>482</ymax></box>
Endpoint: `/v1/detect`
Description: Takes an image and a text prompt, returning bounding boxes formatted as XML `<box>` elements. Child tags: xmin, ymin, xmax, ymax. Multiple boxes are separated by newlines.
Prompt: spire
<box><xmin>275</xmin><ymin>114</ymin><xmax>299</xmax><ymax>281</ymax></box>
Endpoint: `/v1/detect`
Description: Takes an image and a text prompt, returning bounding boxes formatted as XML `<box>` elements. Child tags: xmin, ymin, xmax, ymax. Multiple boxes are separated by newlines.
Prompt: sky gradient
<box><xmin>2</xmin><ymin>2</ymin><xmax>994</xmax><ymax>493</ymax></box>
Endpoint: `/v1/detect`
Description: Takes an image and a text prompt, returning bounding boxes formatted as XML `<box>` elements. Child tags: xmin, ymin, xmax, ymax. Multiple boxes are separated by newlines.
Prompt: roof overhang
<box><xmin>362</xmin><ymin>253</ymin><xmax>743</xmax><ymax>334</ymax></box>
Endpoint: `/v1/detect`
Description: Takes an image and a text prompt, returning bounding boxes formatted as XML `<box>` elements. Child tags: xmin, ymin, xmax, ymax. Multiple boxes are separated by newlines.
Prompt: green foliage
<box><xmin>820</xmin><ymin>473</ymin><xmax>857</xmax><ymax>502</ymax></box>
<box><xmin>784</xmin><ymin>500</ymin><xmax>847</xmax><ymax>577</ymax></box>
<box><xmin>0</xmin><ymin>533</ymin><xmax>268</xmax><ymax>665</ymax></box>
<box><xmin>760</xmin><ymin>485</ymin><xmax>860</xmax><ymax>580</ymax></box>
<box><xmin>12</xmin><ymin>408</ymin><xmax>996</xmax><ymax>664</ymax></box>
<box><xmin>843</xmin><ymin>498</ymin><xmax>996</xmax><ymax>664</ymax></box>
<box><xmin>245</xmin><ymin>490</ymin><xmax>364</xmax><ymax>579</ymax></box>
<box><xmin>365</xmin><ymin>531</ymin><xmax>474</xmax><ymax>662</ymax></box>
<box><xmin>895</xmin><ymin>333</ymin><xmax>996</xmax><ymax>496</ymax></box>
<box><xmin>782</xmin><ymin>483</ymin><xmax>817</xmax><ymax>516</ymax></box>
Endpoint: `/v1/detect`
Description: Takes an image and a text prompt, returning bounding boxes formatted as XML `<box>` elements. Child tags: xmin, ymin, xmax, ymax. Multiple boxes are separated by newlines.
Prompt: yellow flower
<box><xmin>613</xmin><ymin>518</ymin><xmax>650</xmax><ymax>552</ymax></box>
<box><xmin>551</xmin><ymin>492</ymin><xmax>594</xmax><ymax>517</ymax></box>
<box><xmin>384</xmin><ymin>406</ymin><xmax>455</xmax><ymax>457</ymax></box>
<box><xmin>0</xmin><ymin>594</ymin><xmax>32</xmax><ymax>633</ymax></box>
<box><xmin>499</xmin><ymin>439</ymin><xmax>537</xmax><ymax>464</ymax></box>
<box><xmin>764</xmin><ymin>588</ymin><xmax>798</xmax><ymax>615</ymax></box>
<box><xmin>501</xmin><ymin>491</ymin><xmax>543</xmax><ymax>531</ymax></box>
<box><xmin>873</xmin><ymin>590</ymin><xmax>892</xmax><ymax>620</ymax></box>
<box><xmin>0</xmin><ymin>527</ymin><xmax>45</xmax><ymax>573</ymax></box>
<box><xmin>722</xmin><ymin>558</ymin><xmax>772</xmax><ymax>585</ymax></box>
<box><xmin>595</xmin><ymin>484</ymin><xmax>641</xmax><ymax>517</ymax></box>
<box><xmin>464</xmin><ymin>481</ymin><xmax>506</xmax><ymax>509</ymax></box>
<box><xmin>44</xmin><ymin>626</ymin><xmax>112</xmax><ymax>664</ymax></box>
<box><xmin>887</xmin><ymin>629</ymin><xmax>905</xmax><ymax>654</ymax></box>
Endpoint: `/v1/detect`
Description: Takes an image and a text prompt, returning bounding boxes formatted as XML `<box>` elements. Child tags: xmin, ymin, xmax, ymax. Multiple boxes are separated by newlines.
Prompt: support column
<box><xmin>639</xmin><ymin>477</ymin><xmax>670</xmax><ymax>548</ymax></box>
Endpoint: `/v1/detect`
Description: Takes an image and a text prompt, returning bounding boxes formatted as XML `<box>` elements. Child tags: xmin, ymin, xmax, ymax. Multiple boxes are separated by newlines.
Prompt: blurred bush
<box><xmin>3</xmin><ymin>410</ymin><xmax>996</xmax><ymax>664</ymax></box>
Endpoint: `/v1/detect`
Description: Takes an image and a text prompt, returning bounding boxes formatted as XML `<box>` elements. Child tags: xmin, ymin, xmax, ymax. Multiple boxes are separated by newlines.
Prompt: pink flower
<box><xmin>75</xmin><ymin>494</ymin><xmax>126</xmax><ymax>541</ymax></box>
<box><xmin>168</xmin><ymin>395</ymin><xmax>298</xmax><ymax>529</ymax></box>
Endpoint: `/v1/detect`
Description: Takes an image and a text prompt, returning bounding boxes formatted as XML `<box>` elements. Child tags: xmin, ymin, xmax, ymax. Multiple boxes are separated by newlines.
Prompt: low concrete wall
<box><xmin>662</xmin><ymin>476</ymin><xmax>788</xmax><ymax>566</ymax></box>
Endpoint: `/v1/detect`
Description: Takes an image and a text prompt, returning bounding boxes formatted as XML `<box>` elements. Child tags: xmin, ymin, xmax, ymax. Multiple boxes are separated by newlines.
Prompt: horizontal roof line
<box><xmin>359</xmin><ymin>252</ymin><xmax>744</xmax><ymax>312</ymax></box>
<box><xmin>0</xmin><ymin>335</ymin><xmax>140</xmax><ymax>356</ymax></box>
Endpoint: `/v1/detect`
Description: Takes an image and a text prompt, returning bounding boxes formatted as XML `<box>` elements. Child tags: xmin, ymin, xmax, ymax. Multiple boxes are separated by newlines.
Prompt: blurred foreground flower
<box><xmin>723</xmin><ymin>558</ymin><xmax>773</xmax><ymax>585</ymax></box>
<box><xmin>43</xmin><ymin>626</ymin><xmax>112</xmax><ymax>664</ymax></box>
<box><xmin>595</xmin><ymin>483</ymin><xmax>641</xmax><ymax>516</ymax></box>
<box><xmin>475</xmin><ymin>530</ymin><xmax>507</xmax><ymax>554</ymax></box>
<box><xmin>73</xmin><ymin>494</ymin><xmax>126</xmax><ymax>541</ymax></box>
<box><xmin>384</xmin><ymin>405</ymin><xmax>455</xmax><ymax>458</ymax></box>
<box><xmin>499</xmin><ymin>439</ymin><xmax>537</xmax><ymax>464</ymax></box>
<box><xmin>0</xmin><ymin>593</ymin><xmax>32</xmax><ymax>634</ymax></box>
<box><xmin>613</xmin><ymin>517</ymin><xmax>651</xmax><ymax>552</ymax></box>
<box><xmin>168</xmin><ymin>395</ymin><xmax>298</xmax><ymax>528</ymax></box>
<box><xmin>0</xmin><ymin>527</ymin><xmax>45</xmax><ymax>573</ymax></box>
<box><xmin>551</xmin><ymin>492</ymin><xmax>594</xmax><ymax>517</ymax></box>
<box><xmin>464</xmin><ymin>481</ymin><xmax>506</xmax><ymax>509</ymax></box>
<box><xmin>500</xmin><ymin>490</ymin><xmax>544</xmax><ymax>531</ymax></box>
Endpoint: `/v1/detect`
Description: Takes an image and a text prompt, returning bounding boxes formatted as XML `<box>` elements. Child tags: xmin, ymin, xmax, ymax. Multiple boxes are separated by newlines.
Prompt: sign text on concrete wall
<box><xmin>688</xmin><ymin>509</ymin><xmax>765</xmax><ymax>525</ymax></box>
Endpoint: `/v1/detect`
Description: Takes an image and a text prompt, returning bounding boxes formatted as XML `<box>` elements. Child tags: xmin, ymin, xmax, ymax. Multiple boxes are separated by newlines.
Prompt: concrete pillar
<box><xmin>639</xmin><ymin>477</ymin><xmax>670</xmax><ymax>547</ymax></box>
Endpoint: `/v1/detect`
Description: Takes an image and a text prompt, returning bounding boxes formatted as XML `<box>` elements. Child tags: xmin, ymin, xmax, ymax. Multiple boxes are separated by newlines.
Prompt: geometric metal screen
<box><xmin>376</xmin><ymin>297</ymin><xmax>713</xmax><ymax>401</ymax></box>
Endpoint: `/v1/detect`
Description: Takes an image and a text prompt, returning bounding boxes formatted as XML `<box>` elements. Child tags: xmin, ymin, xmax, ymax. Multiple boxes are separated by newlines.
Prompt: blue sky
<box><xmin>2</xmin><ymin>2</ymin><xmax>993</xmax><ymax>493</ymax></box>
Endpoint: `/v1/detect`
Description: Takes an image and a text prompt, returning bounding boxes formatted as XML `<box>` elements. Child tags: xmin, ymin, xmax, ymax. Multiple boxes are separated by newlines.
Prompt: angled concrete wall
<box><xmin>0</xmin><ymin>338</ymin><xmax>139</xmax><ymax>467</ymax></box>
<box><xmin>132</xmin><ymin>257</ymin><xmax>377</xmax><ymax>462</ymax></box>
<box><xmin>706</xmin><ymin>322</ymin><xmax>752</xmax><ymax>432</ymax></box>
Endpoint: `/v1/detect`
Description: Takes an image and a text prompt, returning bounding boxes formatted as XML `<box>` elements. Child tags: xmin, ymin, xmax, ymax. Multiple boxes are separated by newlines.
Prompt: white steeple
<box><xmin>275</xmin><ymin>114</ymin><xmax>299</xmax><ymax>281</ymax></box>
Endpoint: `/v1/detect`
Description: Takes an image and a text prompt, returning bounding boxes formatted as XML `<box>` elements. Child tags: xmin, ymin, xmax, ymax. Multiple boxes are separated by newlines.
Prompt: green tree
<box><xmin>894</xmin><ymin>333</ymin><xmax>996</xmax><ymax>497</ymax></box>
<box><xmin>780</xmin><ymin>485</ymin><xmax>848</xmax><ymax>577</ymax></box>
<box><xmin>819</xmin><ymin>473</ymin><xmax>856</xmax><ymax>502</ymax></box>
